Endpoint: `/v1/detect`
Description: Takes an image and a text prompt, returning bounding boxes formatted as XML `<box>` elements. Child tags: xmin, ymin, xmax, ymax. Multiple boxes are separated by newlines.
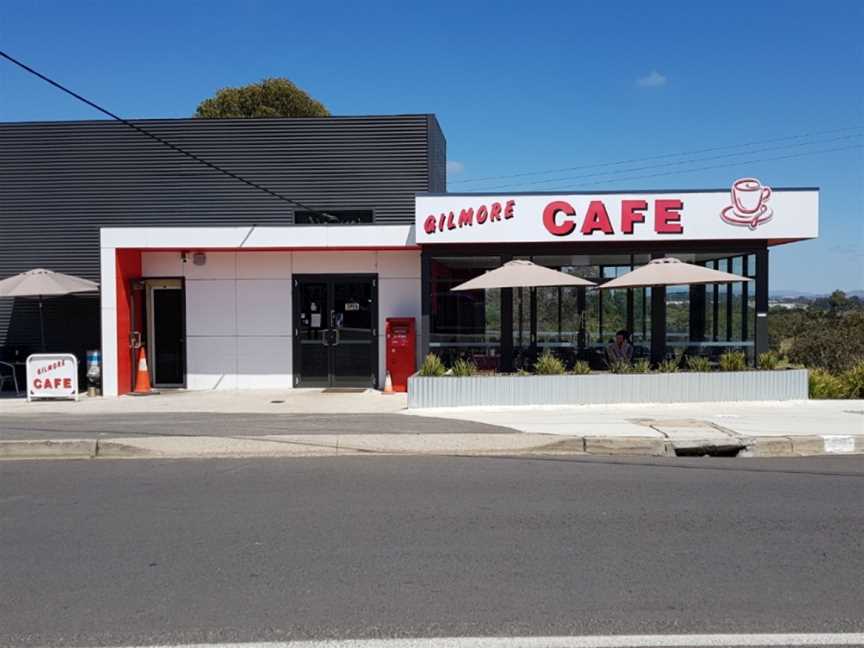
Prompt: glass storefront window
<box><xmin>428</xmin><ymin>249</ymin><xmax>758</xmax><ymax>371</ymax></box>
<box><xmin>429</xmin><ymin>256</ymin><xmax>502</xmax><ymax>370</ymax></box>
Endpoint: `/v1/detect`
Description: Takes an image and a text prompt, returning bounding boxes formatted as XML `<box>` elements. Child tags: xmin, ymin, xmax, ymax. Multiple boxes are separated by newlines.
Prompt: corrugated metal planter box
<box><xmin>407</xmin><ymin>369</ymin><xmax>809</xmax><ymax>408</ymax></box>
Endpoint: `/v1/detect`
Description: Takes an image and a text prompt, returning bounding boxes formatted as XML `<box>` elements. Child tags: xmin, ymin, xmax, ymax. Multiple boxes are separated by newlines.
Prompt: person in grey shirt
<box><xmin>607</xmin><ymin>329</ymin><xmax>634</xmax><ymax>365</ymax></box>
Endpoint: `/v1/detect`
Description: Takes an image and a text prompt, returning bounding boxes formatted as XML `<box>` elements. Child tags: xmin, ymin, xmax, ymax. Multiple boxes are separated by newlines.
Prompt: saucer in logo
<box><xmin>721</xmin><ymin>177</ymin><xmax>773</xmax><ymax>230</ymax></box>
<box><xmin>721</xmin><ymin>203</ymin><xmax>773</xmax><ymax>230</ymax></box>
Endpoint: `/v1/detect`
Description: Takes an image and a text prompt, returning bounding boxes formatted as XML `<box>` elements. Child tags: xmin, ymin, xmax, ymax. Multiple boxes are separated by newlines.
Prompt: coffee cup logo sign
<box><xmin>721</xmin><ymin>178</ymin><xmax>773</xmax><ymax>230</ymax></box>
<box><xmin>26</xmin><ymin>353</ymin><xmax>79</xmax><ymax>401</ymax></box>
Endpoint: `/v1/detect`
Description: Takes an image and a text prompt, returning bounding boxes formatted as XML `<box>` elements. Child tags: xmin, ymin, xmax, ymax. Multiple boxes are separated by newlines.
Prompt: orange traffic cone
<box><xmin>383</xmin><ymin>370</ymin><xmax>394</xmax><ymax>394</ymax></box>
<box><xmin>133</xmin><ymin>347</ymin><xmax>154</xmax><ymax>394</ymax></box>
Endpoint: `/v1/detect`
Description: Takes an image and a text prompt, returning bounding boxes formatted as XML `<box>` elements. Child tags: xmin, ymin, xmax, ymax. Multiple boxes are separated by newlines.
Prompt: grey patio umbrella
<box><xmin>0</xmin><ymin>269</ymin><xmax>99</xmax><ymax>351</ymax></box>
<box><xmin>451</xmin><ymin>259</ymin><xmax>595</xmax><ymax>291</ymax></box>
<box><xmin>598</xmin><ymin>257</ymin><xmax>750</xmax><ymax>289</ymax></box>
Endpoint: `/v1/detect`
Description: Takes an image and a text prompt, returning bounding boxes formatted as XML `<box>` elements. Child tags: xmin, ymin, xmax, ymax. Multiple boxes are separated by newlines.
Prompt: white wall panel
<box><xmin>186</xmin><ymin>336</ymin><xmax>238</xmax><ymax>390</ymax></box>
<box><xmin>378</xmin><ymin>278</ymin><xmax>421</xmax><ymax>322</ymax></box>
<box><xmin>186</xmin><ymin>280</ymin><xmax>236</xmax><ymax>337</ymax></box>
<box><xmin>377</xmin><ymin>251</ymin><xmax>421</xmax><ymax>278</ymax></box>
<box><xmin>184</xmin><ymin>252</ymin><xmax>237</xmax><ymax>280</ymax></box>
<box><xmin>237</xmin><ymin>280</ymin><xmax>292</xmax><ymax>336</ymax></box>
<box><xmin>292</xmin><ymin>251</ymin><xmax>376</xmax><ymax>274</ymax></box>
<box><xmin>377</xmin><ymin>277</ymin><xmax>422</xmax><ymax>388</ymax></box>
<box><xmin>237</xmin><ymin>337</ymin><xmax>293</xmax><ymax>389</ymax></box>
<box><xmin>237</xmin><ymin>251</ymin><xmax>293</xmax><ymax>279</ymax></box>
<box><xmin>142</xmin><ymin>251</ymin><xmax>184</xmax><ymax>277</ymax></box>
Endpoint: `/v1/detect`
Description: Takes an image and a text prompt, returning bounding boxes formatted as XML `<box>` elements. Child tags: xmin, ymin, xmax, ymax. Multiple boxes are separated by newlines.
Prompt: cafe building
<box><xmin>0</xmin><ymin>115</ymin><xmax>819</xmax><ymax>397</ymax></box>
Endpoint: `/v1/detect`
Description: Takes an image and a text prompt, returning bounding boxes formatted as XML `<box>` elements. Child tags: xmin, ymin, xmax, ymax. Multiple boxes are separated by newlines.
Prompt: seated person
<box><xmin>606</xmin><ymin>329</ymin><xmax>634</xmax><ymax>365</ymax></box>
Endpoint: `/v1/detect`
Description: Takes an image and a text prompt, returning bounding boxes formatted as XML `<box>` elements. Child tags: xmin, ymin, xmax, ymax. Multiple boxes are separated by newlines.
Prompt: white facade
<box><xmin>100</xmin><ymin>225</ymin><xmax>420</xmax><ymax>396</ymax></box>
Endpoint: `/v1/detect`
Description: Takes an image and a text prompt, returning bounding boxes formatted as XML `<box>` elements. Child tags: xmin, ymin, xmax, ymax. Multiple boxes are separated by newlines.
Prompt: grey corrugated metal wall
<box><xmin>0</xmin><ymin>114</ymin><xmax>446</xmax><ymax>360</ymax></box>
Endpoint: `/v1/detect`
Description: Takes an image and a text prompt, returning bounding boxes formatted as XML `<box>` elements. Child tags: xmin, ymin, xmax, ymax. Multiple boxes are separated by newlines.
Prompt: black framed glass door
<box><xmin>145</xmin><ymin>278</ymin><xmax>185</xmax><ymax>387</ymax></box>
<box><xmin>293</xmin><ymin>275</ymin><xmax>378</xmax><ymax>388</ymax></box>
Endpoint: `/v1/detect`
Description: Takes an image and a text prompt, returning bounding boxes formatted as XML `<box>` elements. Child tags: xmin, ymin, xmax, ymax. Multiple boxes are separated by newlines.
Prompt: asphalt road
<box><xmin>0</xmin><ymin>412</ymin><xmax>513</xmax><ymax>440</ymax></box>
<box><xmin>1</xmin><ymin>455</ymin><xmax>863</xmax><ymax>647</ymax></box>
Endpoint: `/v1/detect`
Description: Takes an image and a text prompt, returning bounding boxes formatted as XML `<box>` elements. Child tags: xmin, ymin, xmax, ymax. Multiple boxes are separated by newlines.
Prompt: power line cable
<box><xmin>451</xmin><ymin>124</ymin><xmax>864</xmax><ymax>185</ymax></box>
<box><xmin>0</xmin><ymin>49</ymin><xmax>328</xmax><ymax>218</ymax></box>
<box><xmin>493</xmin><ymin>133</ymin><xmax>862</xmax><ymax>190</ymax></box>
<box><xmin>485</xmin><ymin>144</ymin><xmax>862</xmax><ymax>193</ymax></box>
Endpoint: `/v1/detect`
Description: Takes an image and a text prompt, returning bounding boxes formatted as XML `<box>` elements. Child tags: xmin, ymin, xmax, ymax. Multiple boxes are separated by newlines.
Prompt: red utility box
<box><xmin>385</xmin><ymin>317</ymin><xmax>416</xmax><ymax>392</ymax></box>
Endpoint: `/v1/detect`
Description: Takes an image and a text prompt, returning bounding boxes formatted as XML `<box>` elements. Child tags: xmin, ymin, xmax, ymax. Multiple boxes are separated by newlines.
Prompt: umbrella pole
<box><xmin>38</xmin><ymin>295</ymin><xmax>46</xmax><ymax>352</ymax></box>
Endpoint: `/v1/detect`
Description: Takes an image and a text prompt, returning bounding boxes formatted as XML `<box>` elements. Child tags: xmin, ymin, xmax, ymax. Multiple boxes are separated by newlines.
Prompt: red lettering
<box><xmin>446</xmin><ymin>211</ymin><xmax>456</xmax><ymax>230</ymax></box>
<box><xmin>504</xmin><ymin>200</ymin><xmax>516</xmax><ymax>219</ymax></box>
<box><xmin>34</xmin><ymin>378</ymin><xmax>42</xmax><ymax>389</ymax></box>
<box><xmin>438</xmin><ymin>213</ymin><xmax>446</xmax><ymax>232</ymax></box>
<box><xmin>542</xmin><ymin>200</ymin><xmax>577</xmax><ymax>237</ymax></box>
<box><xmin>489</xmin><ymin>202</ymin><xmax>502</xmax><ymax>221</ymax></box>
<box><xmin>655</xmin><ymin>199</ymin><xmax>684</xmax><ymax>234</ymax></box>
<box><xmin>424</xmin><ymin>215</ymin><xmax>437</xmax><ymax>235</ymax></box>
<box><xmin>581</xmin><ymin>201</ymin><xmax>614</xmax><ymax>235</ymax></box>
<box><xmin>476</xmin><ymin>205</ymin><xmax>489</xmax><ymax>224</ymax></box>
<box><xmin>621</xmin><ymin>200</ymin><xmax>647</xmax><ymax>234</ymax></box>
<box><xmin>458</xmin><ymin>208</ymin><xmax>474</xmax><ymax>227</ymax></box>
<box><xmin>63</xmin><ymin>378</ymin><xmax>72</xmax><ymax>389</ymax></box>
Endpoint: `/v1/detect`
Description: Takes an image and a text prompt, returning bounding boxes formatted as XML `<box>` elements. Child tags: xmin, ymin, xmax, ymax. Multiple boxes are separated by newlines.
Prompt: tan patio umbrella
<box><xmin>0</xmin><ymin>268</ymin><xmax>99</xmax><ymax>351</ymax></box>
<box><xmin>598</xmin><ymin>257</ymin><xmax>750</xmax><ymax>289</ymax></box>
<box><xmin>451</xmin><ymin>259</ymin><xmax>595</xmax><ymax>291</ymax></box>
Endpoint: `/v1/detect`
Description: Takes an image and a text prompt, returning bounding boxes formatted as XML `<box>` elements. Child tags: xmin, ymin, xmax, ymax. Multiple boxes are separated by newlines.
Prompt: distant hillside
<box><xmin>771</xmin><ymin>289</ymin><xmax>863</xmax><ymax>299</ymax></box>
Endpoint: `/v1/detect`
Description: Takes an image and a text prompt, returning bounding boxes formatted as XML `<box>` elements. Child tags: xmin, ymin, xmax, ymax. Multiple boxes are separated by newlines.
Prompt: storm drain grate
<box><xmin>673</xmin><ymin>445</ymin><xmax>744</xmax><ymax>457</ymax></box>
<box><xmin>632</xmin><ymin>418</ymin><xmax>746</xmax><ymax>457</ymax></box>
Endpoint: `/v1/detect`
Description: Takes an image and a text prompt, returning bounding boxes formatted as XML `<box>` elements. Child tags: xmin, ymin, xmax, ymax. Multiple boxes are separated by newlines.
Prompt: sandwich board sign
<box><xmin>26</xmin><ymin>353</ymin><xmax>79</xmax><ymax>401</ymax></box>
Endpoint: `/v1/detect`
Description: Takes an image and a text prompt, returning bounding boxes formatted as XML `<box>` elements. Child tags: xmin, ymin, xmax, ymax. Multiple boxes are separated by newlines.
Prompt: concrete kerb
<box><xmin>0</xmin><ymin>434</ymin><xmax>862</xmax><ymax>460</ymax></box>
<box><xmin>0</xmin><ymin>439</ymin><xmax>97</xmax><ymax>459</ymax></box>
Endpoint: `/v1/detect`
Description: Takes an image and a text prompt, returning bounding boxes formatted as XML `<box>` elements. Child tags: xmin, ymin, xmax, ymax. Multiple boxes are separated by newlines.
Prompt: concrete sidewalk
<box><xmin>405</xmin><ymin>399</ymin><xmax>864</xmax><ymax>438</ymax></box>
<box><xmin>0</xmin><ymin>388</ymin><xmax>408</xmax><ymax>415</ymax></box>
<box><xmin>406</xmin><ymin>400</ymin><xmax>864</xmax><ymax>456</ymax></box>
<box><xmin>1</xmin><ymin>391</ymin><xmax>861</xmax><ymax>459</ymax></box>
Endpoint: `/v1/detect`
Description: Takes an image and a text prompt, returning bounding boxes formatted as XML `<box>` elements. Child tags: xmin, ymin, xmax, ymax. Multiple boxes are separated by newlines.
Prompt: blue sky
<box><xmin>2</xmin><ymin>0</ymin><xmax>862</xmax><ymax>293</ymax></box>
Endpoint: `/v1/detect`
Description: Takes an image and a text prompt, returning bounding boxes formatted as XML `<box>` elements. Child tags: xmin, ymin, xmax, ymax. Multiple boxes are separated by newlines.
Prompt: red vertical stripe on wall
<box><xmin>115</xmin><ymin>249</ymin><xmax>142</xmax><ymax>395</ymax></box>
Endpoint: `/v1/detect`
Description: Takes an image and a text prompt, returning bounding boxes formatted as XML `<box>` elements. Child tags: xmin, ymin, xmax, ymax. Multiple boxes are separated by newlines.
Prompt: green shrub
<box><xmin>719</xmin><ymin>351</ymin><xmax>748</xmax><ymax>371</ymax></box>
<box><xmin>451</xmin><ymin>358</ymin><xmax>477</xmax><ymax>377</ymax></box>
<box><xmin>786</xmin><ymin>311</ymin><xmax>864</xmax><ymax>374</ymax></box>
<box><xmin>809</xmin><ymin>369</ymin><xmax>846</xmax><ymax>399</ymax></box>
<box><xmin>418</xmin><ymin>353</ymin><xmax>446</xmax><ymax>377</ymax></box>
<box><xmin>840</xmin><ymin>361</ymin><xmax>864</xmax><ymax>399</ymax></box>
<box><xmin>570</xmin><ymin>360</ymin><xmax>591</xmax><ymax>375</ymax></box>
<box><xmin>757</xmin><ymin>351</ymin><xmax>781</xmax><ymax>370</ymax></box>
<box><xmin>534</xmin><ymin>351</ymin><xmax>565</xmax><ymax>375</ymax></box>
<box><xmin>656</xmin><ymin>357</ymin><xmax>680</xmax><ymax>373</ymax></box>
<box><xmin>607</xmin><ymin>359</ymin><xmax>632</xmax><ymax>374</ymax></box>
<box><xmin>686</xmin><ymin>355</ymin><xmax>711</xmax><ymax>372</ymax></box>
<box><xmin>631</xmin><ymin>358</ymin><xmax>651</xmax><ymax>373</ymax></box>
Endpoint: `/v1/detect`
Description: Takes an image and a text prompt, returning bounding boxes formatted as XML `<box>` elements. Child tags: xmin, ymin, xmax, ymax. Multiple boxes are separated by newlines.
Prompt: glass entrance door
<box><xmin>145</xmin><ymin>279</ymin><xmax>185</xmax><ymax>387</ymax></box>
<box><xmin>293</xmin><ymin>275</ymin><xmax>378</xmax><ymax>388</ymax></box>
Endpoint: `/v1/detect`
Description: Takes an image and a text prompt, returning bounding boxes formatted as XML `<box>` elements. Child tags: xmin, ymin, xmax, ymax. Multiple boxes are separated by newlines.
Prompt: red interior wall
<box><xmin>115</xmin><ymin>249</ymin><xmax>142</xmax><ymax>395</ymax></box>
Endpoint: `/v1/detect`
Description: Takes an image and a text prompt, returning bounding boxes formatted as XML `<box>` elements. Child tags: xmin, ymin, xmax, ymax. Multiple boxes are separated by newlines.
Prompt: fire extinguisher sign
<box><xmin>26</xmin><ymin>353</ymin><xmax>79</xmax><ymax>402</ymax></box>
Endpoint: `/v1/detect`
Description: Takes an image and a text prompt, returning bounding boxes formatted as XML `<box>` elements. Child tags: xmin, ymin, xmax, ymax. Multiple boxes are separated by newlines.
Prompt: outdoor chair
<box><xmin>0</xmin><ymin>361</ymin><xmax>20</xmax><ymax>395</ymax></box>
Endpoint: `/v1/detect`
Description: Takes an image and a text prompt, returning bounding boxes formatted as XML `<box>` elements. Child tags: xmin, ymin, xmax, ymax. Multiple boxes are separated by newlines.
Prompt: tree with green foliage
<box><xmin>195</xmin><ymin>77</ymin><xmax>330</xmax><ymax>119</ymax></box>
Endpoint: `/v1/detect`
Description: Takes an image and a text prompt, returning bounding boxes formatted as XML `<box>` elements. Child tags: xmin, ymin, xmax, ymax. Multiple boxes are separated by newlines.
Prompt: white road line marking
<box><xmin>91</xmin><ymin>633</ymin><xmax>864</xmax><ymax>648</ymax></box>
